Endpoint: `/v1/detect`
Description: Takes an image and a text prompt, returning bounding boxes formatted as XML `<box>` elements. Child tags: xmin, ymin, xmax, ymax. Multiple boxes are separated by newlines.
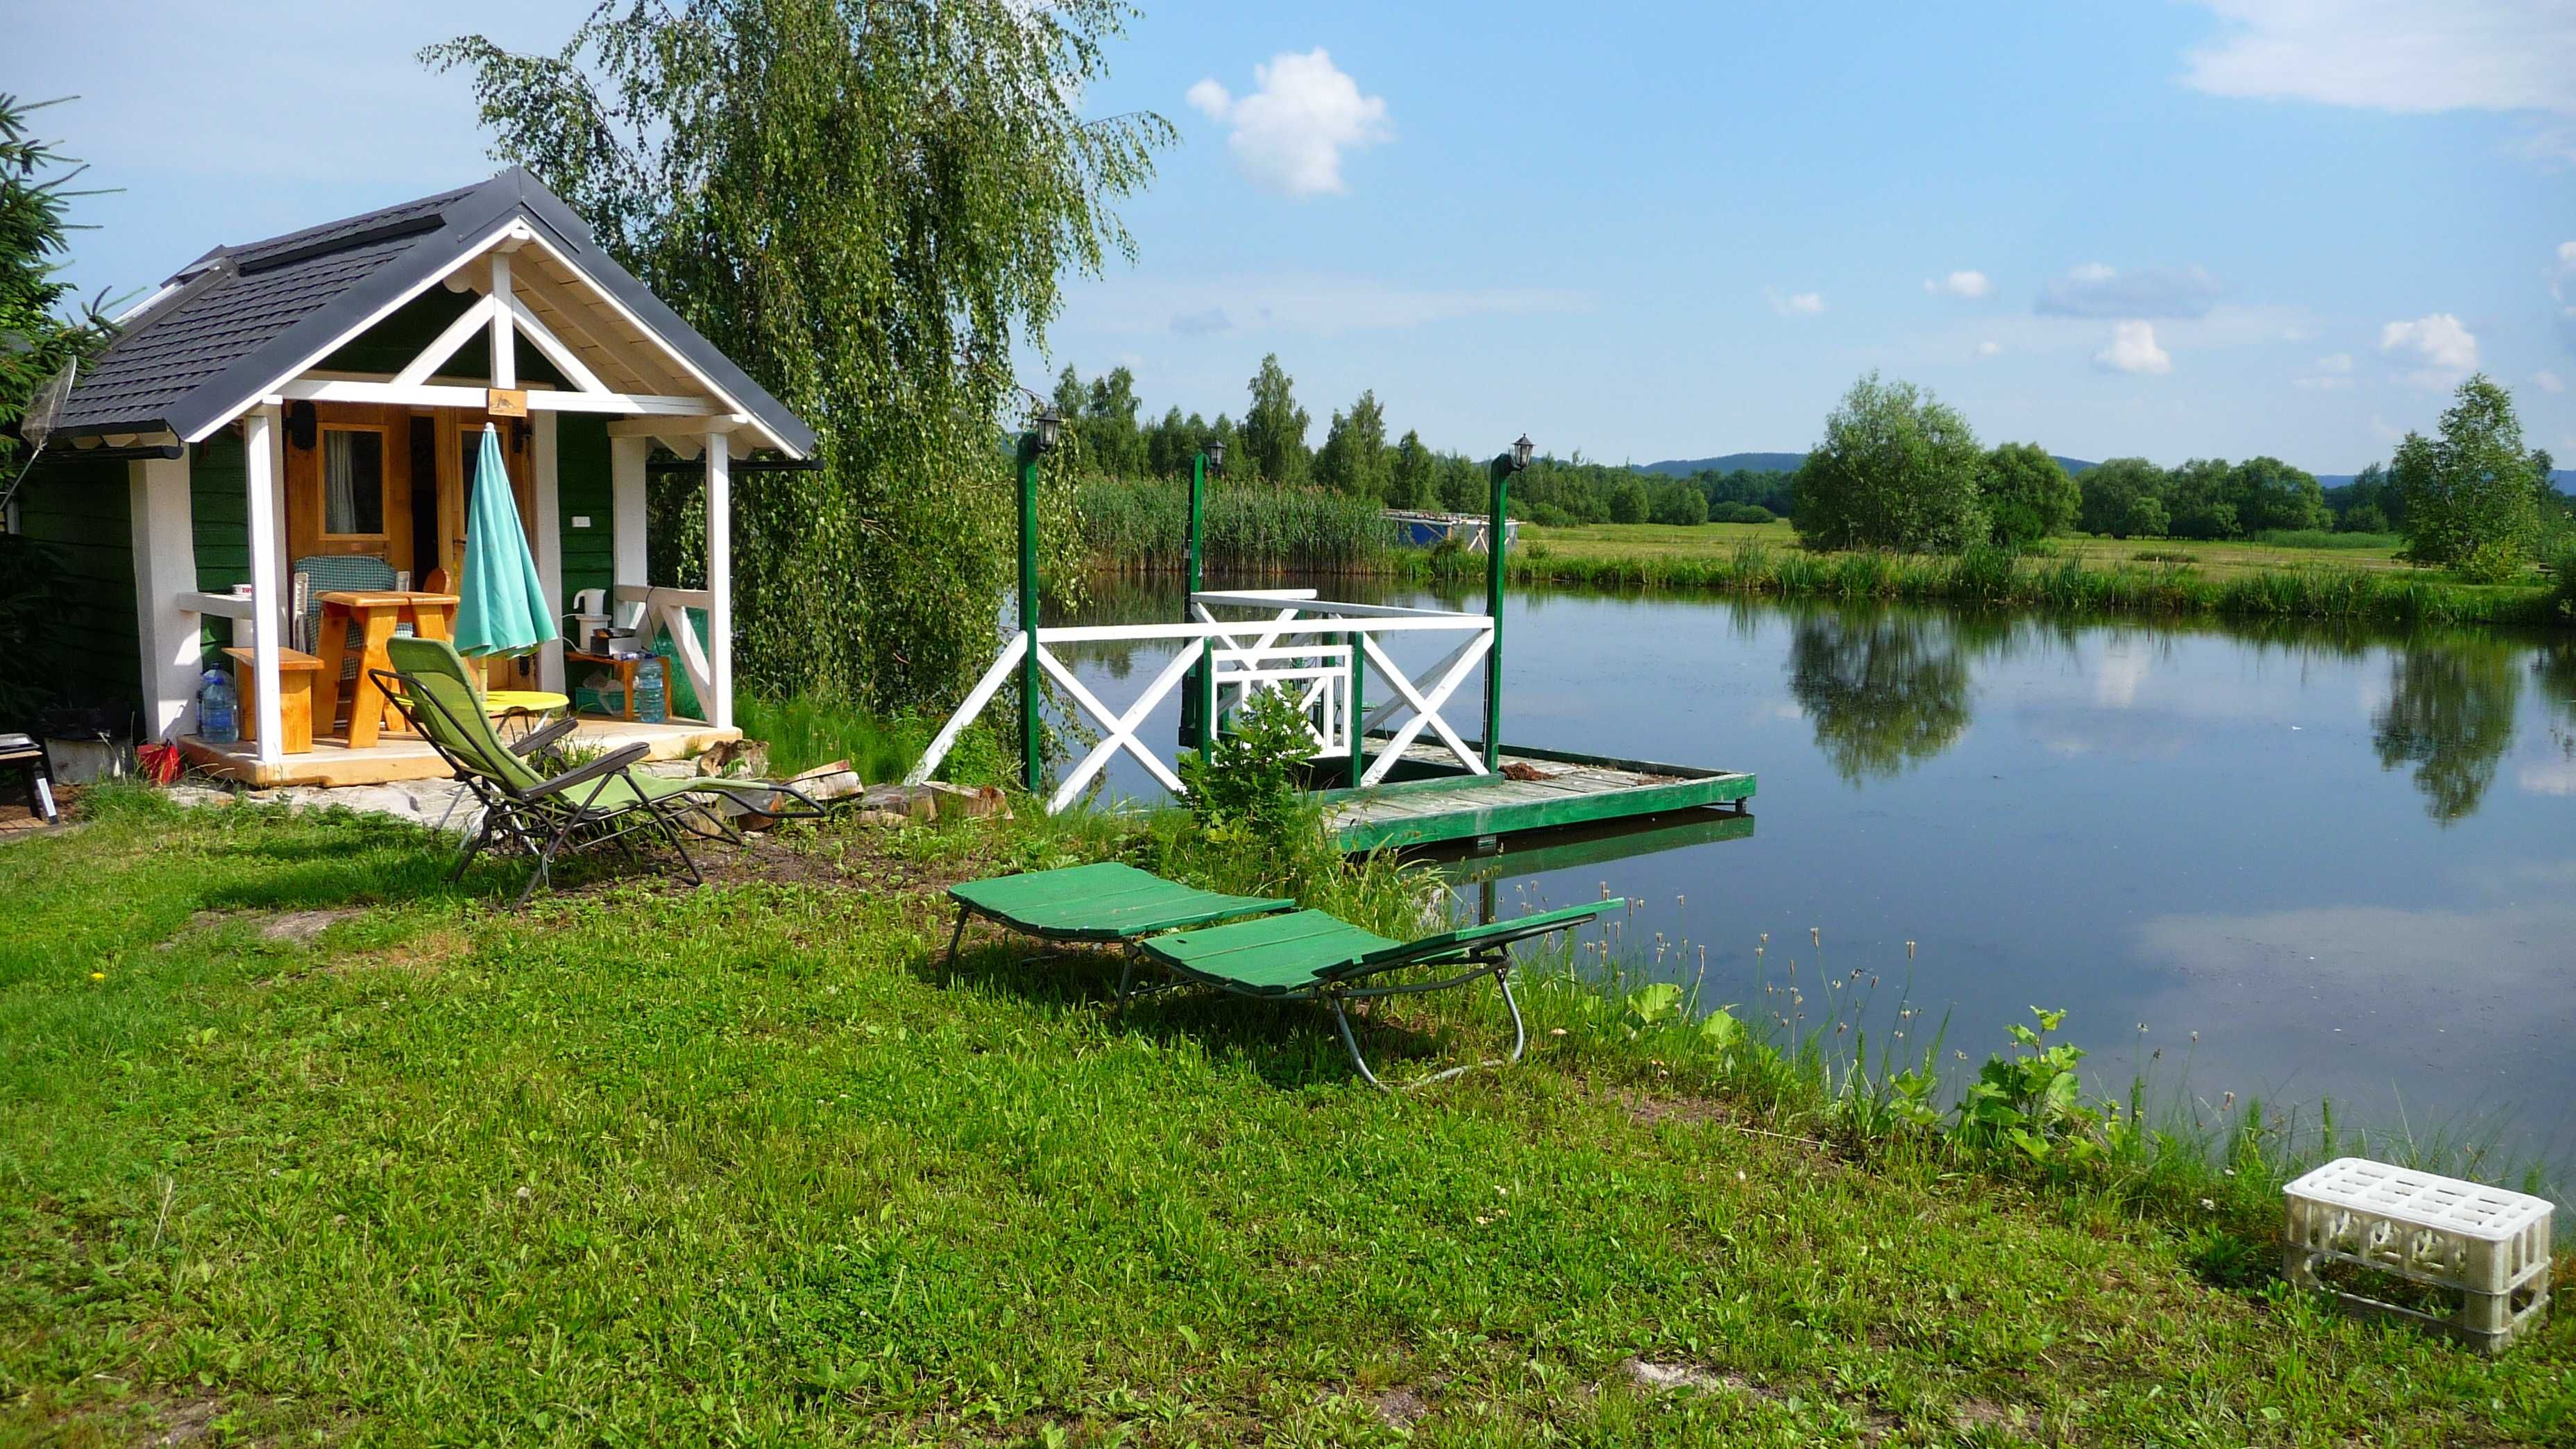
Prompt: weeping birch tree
<box><xmin>426</xmin><ymin>1</ymin><xmax>1171</xmax><ymax>709</ymax></box>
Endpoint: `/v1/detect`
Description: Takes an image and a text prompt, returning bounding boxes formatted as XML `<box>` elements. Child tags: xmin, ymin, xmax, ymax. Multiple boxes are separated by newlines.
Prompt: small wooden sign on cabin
<box><xmin>485</xmin><ymin>387</ymin><xmax>529</xmax><ymax>418</ymax></box>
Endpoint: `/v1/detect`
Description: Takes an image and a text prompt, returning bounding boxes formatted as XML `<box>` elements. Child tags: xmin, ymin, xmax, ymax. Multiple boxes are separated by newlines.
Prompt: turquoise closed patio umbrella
<box><xmin>450</xmin><ymin>423</ymin><xmax>558</xmax><ymax>658</ymax></box>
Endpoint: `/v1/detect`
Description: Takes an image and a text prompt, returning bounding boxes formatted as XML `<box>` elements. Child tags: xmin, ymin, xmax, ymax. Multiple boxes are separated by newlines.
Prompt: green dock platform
<box><xmin>1323</xmin><ymin>740</ymin><xmax>1756</xmax><ymax>852</ymax></box>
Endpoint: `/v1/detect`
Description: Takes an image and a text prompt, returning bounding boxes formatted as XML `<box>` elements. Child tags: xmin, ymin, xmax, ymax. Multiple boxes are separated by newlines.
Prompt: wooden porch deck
<box><xmin>1323</xmin><ymin>740</ymin><xmax>1756</xmax><ymax>852</ymax></box>
<box><xmin>177</xmin><ymin>715</ymin><xmax>738</xmax><ymax>788</ymax></box>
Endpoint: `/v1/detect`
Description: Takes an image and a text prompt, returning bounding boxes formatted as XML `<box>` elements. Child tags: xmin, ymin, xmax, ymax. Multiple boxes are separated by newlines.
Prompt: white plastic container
<box><xmin>2283</xmin><ymin>1157</ymin><xmax>2553</xmax><ymax>1351</ymax></box>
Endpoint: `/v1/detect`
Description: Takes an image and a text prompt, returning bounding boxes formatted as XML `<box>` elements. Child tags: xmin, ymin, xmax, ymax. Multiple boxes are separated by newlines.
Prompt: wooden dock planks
<box><xmin>1323</xmin><ymin>741</ymin><xmax>1754</xmax><ymax>851</ymax></box>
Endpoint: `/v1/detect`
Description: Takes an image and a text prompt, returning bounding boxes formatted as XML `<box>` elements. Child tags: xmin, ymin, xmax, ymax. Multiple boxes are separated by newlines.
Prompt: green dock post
<box><xmin>1181</xmin><ymin>449</ymin><xmax>1209</xmax><ymax>747</ymax></box>
<box><xmin>1484</xmin><ymin>435</ymin><xmax>1532</xmax><ymax>772</ymax></box>
<box><xmin>1018</xmin><ymin>439</ymin><xmax>1042</xmax><ymax>793</ymax></box>
<box><xmin>1346</xmin><ymin>628</ymin><xmax>1365</xmax><ymax>788</ymax></box>
<box><xmin>1019</xmin><ymin>407</ymin><xmax>1062</xmax><ymax>795</ymax></box>
<box><xmin>1188</xmin><ymin>450</ymin><xmax>1207</xmax><ymax>602</ymax></box>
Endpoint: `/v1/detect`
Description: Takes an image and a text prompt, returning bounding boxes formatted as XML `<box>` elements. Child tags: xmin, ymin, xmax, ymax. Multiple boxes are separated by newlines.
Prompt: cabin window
<box><xmin>322</xmin><ymin>427</ymin><xmax>387</xmax><ymax>537</ymax></box>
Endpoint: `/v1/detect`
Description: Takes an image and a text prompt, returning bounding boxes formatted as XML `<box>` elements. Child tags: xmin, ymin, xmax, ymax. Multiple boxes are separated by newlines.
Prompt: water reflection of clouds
<box><xmin>2016</xmin><ymin>704</ymin><xmax>2194</xmax><ymax>760</ymax></box>
<box><xmin>2518</xmin><ymin>760</ymin><xmax>2576</xmax><ymax>797</ymax></box>
<box><xmin>2094</xmin><ymin>644</ymin><xmax>2150</xmax><ymax>709</ymax></box>
<box><xmin>2126</xmin><ymin>891</ymin><xmax>2576</xmax><ymax>1146</ymax></box>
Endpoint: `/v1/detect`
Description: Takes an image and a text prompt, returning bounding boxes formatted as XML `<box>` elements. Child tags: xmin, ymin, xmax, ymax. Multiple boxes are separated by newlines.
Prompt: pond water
<box><xmin>1042</xmin><ymin>575</ymin><xmax>2576</xmax><ymax>1185</ymax></box>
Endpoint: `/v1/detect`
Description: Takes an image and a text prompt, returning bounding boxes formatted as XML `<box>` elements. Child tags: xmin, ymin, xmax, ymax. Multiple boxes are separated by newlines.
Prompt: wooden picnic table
<box><xmin>314</xmin><ymin>590</ymin><xmax>459</xmax><ymax>748</ymax></box>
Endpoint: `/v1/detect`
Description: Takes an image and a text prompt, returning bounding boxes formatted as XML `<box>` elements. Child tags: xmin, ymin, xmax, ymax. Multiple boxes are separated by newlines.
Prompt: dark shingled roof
<box><xmin>56</xmin><ymin>169</ymin><xmax>814</xmax><ymax>457</ymax></box>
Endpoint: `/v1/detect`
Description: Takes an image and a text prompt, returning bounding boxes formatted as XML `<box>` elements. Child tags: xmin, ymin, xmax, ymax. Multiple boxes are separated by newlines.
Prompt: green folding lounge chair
<box><xmin>373</xmin><ymin>636</ymin><xmax>828</xmax><ymax>906</ymax></box>
<box><xmin>942</xmin><ymin>861</ymin><xmax>1295</xmax><ymax>964</ymax></box>
<box><xmin>1133</xmin><ymin>898</ymin><xmax>1622</xmax><ymax>1091</ymax></box>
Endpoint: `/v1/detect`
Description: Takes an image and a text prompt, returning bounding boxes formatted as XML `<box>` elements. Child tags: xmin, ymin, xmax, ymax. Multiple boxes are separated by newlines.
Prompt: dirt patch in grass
<box><xmin>259</xmin><ymin>908</ymin><xmax>362</xmax><ymax>944</ymax></box>
<box><xmin>329</xmin><ymin>926</ymin><xmax>471</xmax><ymax>978</ymax></box>
<box><xmin>1623</xmin><ymin>1357</ymin><xmax>1759</xmax><ymax>1397</ymax></box>
<box><xmin>1372</xmin><ymin>1386</ymin><xmax>1430</xmax><ymax>1428</ymax></box>
<box><xmin>1950</xmin><ymin>1396</ymin><xmax>2038</xmax><ymax>1437</ymax></box>
<box><xmin>141</xmin><ymin>1393</ymin><xmax>223</xmax><ymax>1446</ymax></box>
<box><xmin>1623</xmin><ymin>1090</ymin><xmax>1749</xmax><ymax>1130</ymax></box>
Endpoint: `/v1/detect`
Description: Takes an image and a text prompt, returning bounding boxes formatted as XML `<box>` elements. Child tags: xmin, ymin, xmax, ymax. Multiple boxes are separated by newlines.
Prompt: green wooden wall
<box><xmin>189</xmin><ymin>432</ymin><xmax>251</xmax><ymax>668</ymax></box>
<box><xmin>15</xmin><ymin>450</ymin><xmax>142</xmax><ymax>720</ymax></box>
<box><xmin>557</xmin><ymin>414</ymin><xmax>614</xmax><ymax>607</ymax></box>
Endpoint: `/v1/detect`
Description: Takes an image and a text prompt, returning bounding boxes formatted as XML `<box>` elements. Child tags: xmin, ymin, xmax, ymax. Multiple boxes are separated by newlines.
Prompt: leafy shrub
<box><xmin>1710</xmin><ymin>502</ymin><xmax>1775</xmax><ymax>524</ymax></box>
<box><xmin>2246</xmin><ymin>528</ymin><xmax>2397</xmax><ymax>550</ymax></box>
<box><xmin>1952</xmin><ymin>1008</ymin><xmax>2135</xmax><ymax>1172</ymax></box>
<box><xmin>1176</xmin><ymin>686</ymin><xmax>1319</xmax><ymax>855</ymax></box>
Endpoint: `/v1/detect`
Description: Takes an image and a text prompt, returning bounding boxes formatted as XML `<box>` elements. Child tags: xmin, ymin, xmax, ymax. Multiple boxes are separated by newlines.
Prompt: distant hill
<box><xmin>1638</xmin><ymin>457</ymin><xmax>2575</xmax><ymax>492</ymax></box>
<box><xmin>1638</xmin><ymin>452</ymin><xmax>2095</xmax><ymax>476</ymax></box>
<box><xmin>1633</xmin><ymin>452</ymin><xmax>1807</xmax><ymax>477</ymax></box>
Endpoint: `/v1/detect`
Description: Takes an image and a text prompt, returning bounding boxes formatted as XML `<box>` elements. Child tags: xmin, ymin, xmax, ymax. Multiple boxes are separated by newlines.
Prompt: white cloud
<box><xmin>2037</xmin><ymin>263</ymin><xmax>2223</xmax><ymax>319</ymax></box>
<box><xmin>2294</xmin><ymin>352</ymin><xmax>2355</xmax><ymax>390</ymax></box>
<box><xmin>2095</xmin><ymin>321</ymin><xmax>2173</xmax><ymax>375</ymax></box>
<box><xmin>1768</xmin><ymin>289</ymin><xmax>1825</xmax><ymax>316</ymax></box>
<box><xmin>1976</xmin><ymin>340</ymin><xmax>2002</xmax><ymax>357</ymax></box>
<box><xmin>2552</xmin><ymin>242</ymin><xmax>2576</xmax><ymax>345</ymax></box>
<box><xmin>2539</xmin><ymin>370</ymin><xmax>2567</xmax><ymax>393</ymax></box>
<box><xmin>2380</xmin><ymin>313</ymin><xmax>2480</xmax><ymax>385</ymax></box>
<box><xmin>2180</xmin><ymin>2</ymin><xmax>2576</xmax><ymax>121</ymax></box>
<box><xmin>1187</xmin><ymin>50</ymin><xmax>1390</xmax><ymax>198</ymax></box>
<box><xmin>1925</xmin><ymin>270</ymin><xmax>1993</xmax><ymax>300</ymax></box>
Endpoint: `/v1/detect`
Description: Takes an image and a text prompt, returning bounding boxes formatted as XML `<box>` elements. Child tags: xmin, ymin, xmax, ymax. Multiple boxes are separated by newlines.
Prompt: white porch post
<box><xmin>610</xmin><ymin>435</ymin><xmax>647</xmax><ymax>629</ymax></box>
<box><xmin>532</xmin><ymin>412</ymin><xmax>564</xmax><ymax>691</ymax></box>
<box><xmin>488</xmin><ymin>252</ymin><xmax>516</xmax><ymax>389</ymax></box>
<box><xmin>127</xmin><ymin>452</ymin><xmax>202</xmax><ymax>740</ymax></box>
<box><xmin>242</xmin><ymin>410</ymin><xmax>286</xmax><ymax>764</ymax></box>
<box><xmin>703</xmin><ymin>432</ymin><xmax>731</xmax><ymax>730</ymax></box>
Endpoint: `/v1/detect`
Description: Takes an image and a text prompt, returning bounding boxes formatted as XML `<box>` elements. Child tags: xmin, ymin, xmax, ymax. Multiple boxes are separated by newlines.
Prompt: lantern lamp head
<box><xmin>1511</xmin><ymin>434</ymin><xmax>1535</xmax><ymax>472</ymax></box>
<box><xmin>1207</xmin><ymin>440</ymin><xmax>1226</xmax><ymax>473</ymax></box>
<box><xmin>1035</xmin><ymin>406</ymin><xmax>1064</xmax><ymax>453</ymax></box>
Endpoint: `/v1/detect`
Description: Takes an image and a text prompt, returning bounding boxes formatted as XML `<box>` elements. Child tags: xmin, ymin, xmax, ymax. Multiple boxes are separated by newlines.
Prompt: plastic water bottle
<box><xmin>198</xmin><ymin>669</ymin><xmax>239</xmax><ymax>744</ymax></box>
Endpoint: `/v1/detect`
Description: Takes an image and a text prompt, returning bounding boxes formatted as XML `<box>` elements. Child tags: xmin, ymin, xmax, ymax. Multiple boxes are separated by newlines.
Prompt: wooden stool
<box><xmin>224</xmin><ymin>647</ymin><xmax>325</xmax><ymax>754</ymax></box>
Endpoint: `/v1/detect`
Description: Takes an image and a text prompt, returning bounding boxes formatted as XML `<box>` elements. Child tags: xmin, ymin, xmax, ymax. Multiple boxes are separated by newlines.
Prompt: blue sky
<box><xmin>15</xmin><ymin>1</ymin><xmax>2575</xmax><ymax>472</ymax></box>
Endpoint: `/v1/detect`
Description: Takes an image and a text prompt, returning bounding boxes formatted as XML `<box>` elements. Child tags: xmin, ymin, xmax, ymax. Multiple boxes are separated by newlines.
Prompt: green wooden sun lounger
<box><xmin>1130</xmin><ymin>898</ymin><xmax>1622</xmax><ymax>1091</ymax></box>
<box><xmin>942</xmin><ymin>861</ymin><xmax>1295</xmax><ymax>962</ymax></box>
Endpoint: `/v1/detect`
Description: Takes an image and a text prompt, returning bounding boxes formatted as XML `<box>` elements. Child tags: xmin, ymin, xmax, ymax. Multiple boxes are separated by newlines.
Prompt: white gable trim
<box><xmin>185</xmin><ymin>216</ymin><xmax>799</xmax><ymax>456</ymax></box>
<box><xmin>502</xmin><ymin>226</ymin><xmax>791</xmax><ymax>455</ymax></box>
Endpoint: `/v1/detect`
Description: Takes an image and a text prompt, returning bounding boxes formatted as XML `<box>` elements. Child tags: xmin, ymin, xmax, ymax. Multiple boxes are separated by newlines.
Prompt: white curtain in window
<box><xmin>325</xmin><ymin>430</ymin><xmax>358</xmax><ymax>534</ymax></box>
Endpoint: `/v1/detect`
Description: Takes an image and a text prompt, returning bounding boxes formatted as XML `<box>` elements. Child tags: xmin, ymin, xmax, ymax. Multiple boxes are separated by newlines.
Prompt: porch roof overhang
<box><xmin>49</xmin><ymin>169</ymin><xmax>815</xmax><ymax>459</ymax></box>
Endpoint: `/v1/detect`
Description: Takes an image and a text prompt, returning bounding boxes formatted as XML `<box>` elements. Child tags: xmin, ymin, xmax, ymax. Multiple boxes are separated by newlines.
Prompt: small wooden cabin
<box><xmin>11</xmin><ymin>169</ymin><xmax>815</xmax><ymax>783</ymax></box>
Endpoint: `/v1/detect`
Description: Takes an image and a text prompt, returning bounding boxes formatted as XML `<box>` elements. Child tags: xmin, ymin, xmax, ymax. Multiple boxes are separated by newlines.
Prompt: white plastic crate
<box><xmin>2283</xmin><ymin>1157</ymin><xmax>2554</xmax><ymax>1351</ymax></box>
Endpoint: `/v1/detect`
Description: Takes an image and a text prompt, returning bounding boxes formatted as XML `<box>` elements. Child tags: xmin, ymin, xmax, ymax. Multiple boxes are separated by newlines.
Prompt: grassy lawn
<box><xmin>1521</xmin><ymin>521</ymin><xmax>2420</xmax><ymax>582</ymax></box>
<box><xmin>3</xmin><ymin>795</ymin><xmax>2570</xmax><ymax>1445</ymax></box>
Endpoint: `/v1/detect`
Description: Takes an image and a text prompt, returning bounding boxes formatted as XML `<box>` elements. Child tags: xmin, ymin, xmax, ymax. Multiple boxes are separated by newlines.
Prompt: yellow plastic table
<box><xmin>483</xmin><ymin>690</ymin><xmax>570</xmax><ymax>743</ymax></box>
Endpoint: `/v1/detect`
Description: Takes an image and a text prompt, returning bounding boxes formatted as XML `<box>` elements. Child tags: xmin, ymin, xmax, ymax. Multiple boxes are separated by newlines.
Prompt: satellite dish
<box><xmin>20</xmin><ymin>358</ymin><xmax>75</xmax><ymax>454</ymax></box>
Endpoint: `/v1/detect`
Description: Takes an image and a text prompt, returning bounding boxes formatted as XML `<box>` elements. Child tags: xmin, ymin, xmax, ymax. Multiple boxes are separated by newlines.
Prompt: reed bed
<box><xmin>1409</xmin><ymin>539</ymin><xmax>2564</xmax><ymax>627</ymax></box>
<box><xmin>1076</xmin><ymin>477</ymin><xmax>1400</xmax><ymax>573</ymax></box>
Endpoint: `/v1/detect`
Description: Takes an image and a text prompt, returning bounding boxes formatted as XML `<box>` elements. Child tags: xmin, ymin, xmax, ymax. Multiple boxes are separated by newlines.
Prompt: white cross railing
<box><xmin>906</xmin><ymin>588</ymin><xmax>1494</xmax><ymax>813</ymax></box>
